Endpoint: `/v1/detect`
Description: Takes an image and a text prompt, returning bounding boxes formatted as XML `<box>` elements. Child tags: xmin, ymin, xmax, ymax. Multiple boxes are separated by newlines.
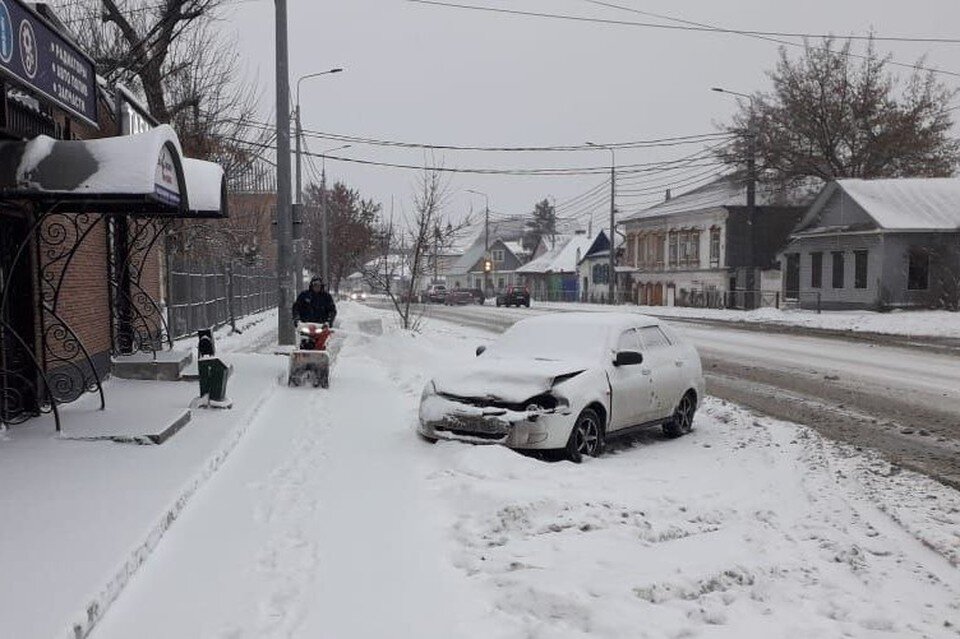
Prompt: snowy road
<box><xmin>399</xmin><ymin>301</ymin><xmax>960</xmax><ymax>488</ymax></box>
<box><xmin>87</xmin><ymin>304</ymin><xmax>960</xmax><ymax>638</ymax></box>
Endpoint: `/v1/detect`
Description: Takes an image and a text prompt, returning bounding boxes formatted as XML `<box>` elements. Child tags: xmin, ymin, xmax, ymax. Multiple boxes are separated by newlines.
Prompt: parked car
<box><xmin>444</xmin><ymin>289</ymin><xmax>473</xmax><ymax>305</ymax></box>
<box><xmin>463</xmin><ymin>288</ymin><xmax>485</xmax><ymax>304</ymax></box>
<box><xmin>423</xmin><ymin>284</ymin><xmax>447</xmax><ymax>304</ymax></box>
<box><xmin>418</xmin><ymin>313</ymin><xmax>704</xmax><ymax>462</ymax></box>
<box><xmin>496</xmin><ymin>286</ymin><xmax>530</xmax><ymax>308</ymax></box>
<box><xmin>349</xmin><ymin>289</ymin><xmax>367</xmax><ymax>301</ymax></box>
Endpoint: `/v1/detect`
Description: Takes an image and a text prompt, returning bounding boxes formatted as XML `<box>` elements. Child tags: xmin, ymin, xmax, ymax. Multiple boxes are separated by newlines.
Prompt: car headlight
<box><xmin>421</xmin><ymin>380</ymin><xmax>438</xmax><ymax>401</ymax></box>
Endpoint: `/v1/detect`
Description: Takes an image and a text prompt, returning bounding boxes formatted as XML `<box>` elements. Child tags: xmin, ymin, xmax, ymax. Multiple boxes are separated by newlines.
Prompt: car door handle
<box><xmin>674</xmin><ymin>360</ymin><xmax>684</xmax><ymax>367</ymax></box>
<box><xmin>641</xmin><ymin>368</ymin><xmax>652</xmax><ymax>376</ymax></box>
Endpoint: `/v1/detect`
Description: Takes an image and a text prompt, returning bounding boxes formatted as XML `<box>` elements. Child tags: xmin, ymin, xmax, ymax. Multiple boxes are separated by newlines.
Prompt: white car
<box><xmin>418</xmin><ymin>312</ymin><xmax>705</xmax><ymax>462</ymax></box>
<box><xmin>349</xmin><ymin>290</ymin><xmax>367</xmax><ymax>301</ymax></box>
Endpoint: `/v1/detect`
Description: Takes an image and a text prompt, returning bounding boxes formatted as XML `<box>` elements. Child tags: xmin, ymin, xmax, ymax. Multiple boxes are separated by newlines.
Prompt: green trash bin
<box><xmin>198</xmin><ymin>357</ymin><xmax>231</xmax><ymax>405</ymax></box>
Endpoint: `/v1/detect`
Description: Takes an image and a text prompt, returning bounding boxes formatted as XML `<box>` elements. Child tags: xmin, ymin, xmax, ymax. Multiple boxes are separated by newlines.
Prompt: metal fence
<box><xmin>167</xmin><ymin>260</ymin><xmax>277</xmax><ymax>339</ymax></box>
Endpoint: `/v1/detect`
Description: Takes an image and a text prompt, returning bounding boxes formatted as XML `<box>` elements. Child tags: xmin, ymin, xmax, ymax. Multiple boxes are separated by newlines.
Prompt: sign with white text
<box><xmin>0</xmin><ymin>0</ymin><xmax>97</xmax><ymax>126</ymax></box>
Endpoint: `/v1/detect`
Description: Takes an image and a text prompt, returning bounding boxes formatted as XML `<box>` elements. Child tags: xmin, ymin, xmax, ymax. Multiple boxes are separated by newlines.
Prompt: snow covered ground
<box><xmin>86</xmin><ymin>302</ymin><xmax>959</xmax><ymax>639</ymax></box>
<box><xmin>534</xmin><ymin>301</ymin><xmax>960</xmax><ymax>339</ymax></box>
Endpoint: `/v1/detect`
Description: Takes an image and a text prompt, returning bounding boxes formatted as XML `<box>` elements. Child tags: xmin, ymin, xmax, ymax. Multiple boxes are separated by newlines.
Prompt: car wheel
<box><xmin>663</xmin><ymin>391</ymin><xmax>696</xmax><ymax>438</ymax></box>
<box><xmin>565</xmin><ymin>408</ymin><xmax>604</xmax><ymax>463</ymax></box>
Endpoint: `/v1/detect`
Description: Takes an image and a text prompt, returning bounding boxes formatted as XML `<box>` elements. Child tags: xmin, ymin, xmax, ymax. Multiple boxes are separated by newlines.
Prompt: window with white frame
<box><xmin>709</xmin><ymin>227</ymin><xmax>721</xmax><ymax>267</ymax></box>
<box><xmin>492</xmin><ymin>249</ymin><xmax>505</xmax><ymax>263</ymax></box>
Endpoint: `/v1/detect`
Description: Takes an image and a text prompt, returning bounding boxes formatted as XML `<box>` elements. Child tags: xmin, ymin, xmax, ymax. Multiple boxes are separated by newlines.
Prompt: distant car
<box><xmin>419</xmin><ymin>313</ymin><xmax>704</xmax><ymax>462</ymax></box>
<box><xmin>423</xmin><ymin>284</ymin><xmax>447</xmax><ymax>304</ymax></box>
<box><xmin>349</xmin><ymin>289</ymin><xmax>367</xmax><ymax>301</ymax></box>
<box><xmin>444</xmin><ymin>289</ymin><xmax>473</xmax><ymax>305</ymax></box>
<box><xmin>461</xmin><ymin>288</ymin><xmax>485</xmax><ymax>304</ymax></box>
<box><xmin>496</xmin><ymin>286</ymin><xmax>530</xmax><ymax>308</ymax></box>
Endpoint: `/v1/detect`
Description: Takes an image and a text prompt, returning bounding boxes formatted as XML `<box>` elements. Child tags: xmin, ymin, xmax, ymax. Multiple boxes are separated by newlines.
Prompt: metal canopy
<box><xmin>0</xmin><ymin>124</ymin><xmax>227</xmax><ymax>218</ymax></box>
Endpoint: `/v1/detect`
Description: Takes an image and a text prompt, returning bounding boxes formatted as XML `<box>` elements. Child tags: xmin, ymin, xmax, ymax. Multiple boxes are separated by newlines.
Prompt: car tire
<box><xmin>565</xmin><ymin>407</ymin><xmax>604</xmax><ymax>463</ymax></box>
<box><xmin>663</xmin><ymin>391</ymin><xmax>696</xmax><ymax>438</ymax></box>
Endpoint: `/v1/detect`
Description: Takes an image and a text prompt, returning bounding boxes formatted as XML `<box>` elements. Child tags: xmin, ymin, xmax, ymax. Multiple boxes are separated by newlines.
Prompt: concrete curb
<box><xmin>60</xmin><ymin>382</ymin><xmax>279</xmax><ymax>639</ymax></box>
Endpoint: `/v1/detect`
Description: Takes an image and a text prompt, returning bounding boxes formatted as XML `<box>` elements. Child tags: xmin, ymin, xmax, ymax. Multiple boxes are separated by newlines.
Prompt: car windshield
<box><xmin>486</xmin><ymin>320</ymin><xmax>610</xmax><ymax>362</ymax></box>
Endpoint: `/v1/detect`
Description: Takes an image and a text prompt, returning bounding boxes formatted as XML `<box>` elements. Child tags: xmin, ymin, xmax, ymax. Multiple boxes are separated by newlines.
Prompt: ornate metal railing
<box><xmin>107</xmin><ymin>216</ymin><xmax>174</xmax><ymax>358</ymax></box>
<box><xmin>1</xmin><ymin>205</ymin><xmax>108</xmax><ymax>431</ymax></box>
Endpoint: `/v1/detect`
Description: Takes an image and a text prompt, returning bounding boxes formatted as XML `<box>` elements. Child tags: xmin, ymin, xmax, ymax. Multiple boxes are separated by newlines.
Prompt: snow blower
<box><xmin>287</xmin><ymin>322</ymin><xmax>335</xmax><ymax>388</ymax></box>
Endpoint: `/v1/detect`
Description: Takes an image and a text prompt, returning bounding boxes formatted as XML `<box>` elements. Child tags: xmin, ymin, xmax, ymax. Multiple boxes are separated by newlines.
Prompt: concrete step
<box><xmin>112</xmin><ymin>349</ymin><xmax>194</xmax><ymax>381</ymax></box>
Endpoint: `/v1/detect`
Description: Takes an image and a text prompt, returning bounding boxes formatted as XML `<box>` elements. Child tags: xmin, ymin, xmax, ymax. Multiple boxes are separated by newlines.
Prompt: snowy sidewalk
<box><xmin>0</xmin><ymin>311</ymin><xmax>282</xmax><ymax>639</ymax></box>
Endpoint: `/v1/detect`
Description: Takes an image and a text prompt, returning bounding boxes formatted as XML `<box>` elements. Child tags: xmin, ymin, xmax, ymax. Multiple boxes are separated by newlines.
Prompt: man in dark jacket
<box><xmin>292</xmin><ymin>276</ymin><xmax>337</xmax><ymax>325</ymax></box>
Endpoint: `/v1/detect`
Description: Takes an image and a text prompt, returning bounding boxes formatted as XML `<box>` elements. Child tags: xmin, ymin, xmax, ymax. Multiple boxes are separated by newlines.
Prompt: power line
<box><xmin>408</xmin><ymin>0</ymin><xmax>960</xmax><ymax>45</ymax></box>
<box><xmin>235</xmin><ymin>118</ymin><xmax>735</xmax><ymax>152</ymax></box>
<box><xmin>582</xmin><ymin>0</ymin><xmax>960</xmax><ymax>80</ymax></box>
<box><xmin>226</xmin><ymin>136</ymin><xmax>741</xmax><ymax>176</ymax></box>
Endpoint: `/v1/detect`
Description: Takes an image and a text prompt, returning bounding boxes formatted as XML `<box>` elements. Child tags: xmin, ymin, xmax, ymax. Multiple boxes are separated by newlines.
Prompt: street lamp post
<box><xmin>466</xmin><ymin>189</ymin><xmax>491</xmax><ymax>294</ymax></box>
<box><xmin>587</xmin><ymin>142</ymin><xmax>616</xmax><ymax>305</ymax></box>
<box><xmin>711</xmin><ymin>87</ymin><xmax>758</xmax><ymax>307</ymax></box>
<box><xmin>294</xmin><ymin>68</ymin><xmax>343</xmax><ymax>292</ymax></box>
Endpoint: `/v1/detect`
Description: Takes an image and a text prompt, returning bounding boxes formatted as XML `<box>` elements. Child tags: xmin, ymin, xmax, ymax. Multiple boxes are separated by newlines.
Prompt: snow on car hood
<box><xmin>433</xmin><ymin>356</ymin><xmax>589</xmax><ymax>403</ymax></box>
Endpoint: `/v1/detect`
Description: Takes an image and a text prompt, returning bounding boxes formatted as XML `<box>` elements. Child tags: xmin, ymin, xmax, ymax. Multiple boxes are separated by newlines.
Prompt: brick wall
<box><xmin>37</xmin><ymin>215</ymin><xmax>112</xmax><ymax>366</ymax></box>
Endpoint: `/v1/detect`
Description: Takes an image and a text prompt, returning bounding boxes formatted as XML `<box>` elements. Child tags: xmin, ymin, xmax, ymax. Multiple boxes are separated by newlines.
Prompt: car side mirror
<box><xmin>476</xmin><ymin>345</ymin><xmax>487</xmax><ymax>356</ymax></box>
<box><xmin>613</xmin><ymin>351</ymin><xmax>643</xmax><ymax>367</ymax></box>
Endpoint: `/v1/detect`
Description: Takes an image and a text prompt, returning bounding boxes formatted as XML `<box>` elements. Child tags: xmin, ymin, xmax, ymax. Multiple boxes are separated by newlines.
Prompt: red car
<box><xmin>496</xmin><ymin>286</ymin><xmax>530</xmax><ymax>308</ymax></box>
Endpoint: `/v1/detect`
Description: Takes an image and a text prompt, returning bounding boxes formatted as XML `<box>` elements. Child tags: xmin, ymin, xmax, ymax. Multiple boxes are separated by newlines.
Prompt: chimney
<box><xmin>665</xmin><ymin>189</ymin><xmax>672</xmax><ymax>201</ymax></box>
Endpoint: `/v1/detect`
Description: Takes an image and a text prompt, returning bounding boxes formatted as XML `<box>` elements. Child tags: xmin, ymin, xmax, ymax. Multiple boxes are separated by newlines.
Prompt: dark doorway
<box><xmin>785</xmin><ymin>253</ymin><xmax>800</xmax><ymax>298</ymax></box>
<box><xmin>0</xmin><ymin>212</ymin><xmax>39</xmax><ymax>423</ymax></box>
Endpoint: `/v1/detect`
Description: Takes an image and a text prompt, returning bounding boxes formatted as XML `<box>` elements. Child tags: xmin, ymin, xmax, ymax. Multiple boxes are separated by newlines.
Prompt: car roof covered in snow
<box><xmin>511</xmin><ymin>311</ymin><xmax>661</xmax><ymax>331</ymax></box>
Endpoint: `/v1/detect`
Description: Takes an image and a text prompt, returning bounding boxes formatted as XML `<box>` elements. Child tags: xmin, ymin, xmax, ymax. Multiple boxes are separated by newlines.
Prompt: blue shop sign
<box><xmin>0</xmin><ymin>0</ymin><xmax>97</xmax><ymax>127</ymax></box>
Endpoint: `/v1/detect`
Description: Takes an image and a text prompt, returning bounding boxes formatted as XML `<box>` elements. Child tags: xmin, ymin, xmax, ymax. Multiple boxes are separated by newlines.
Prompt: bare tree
<box><xmin>363</xmin><ymin>169</ymin><xmax>469</xmax><ymax>330</ymax></box>
<box><xmin>719</xmin><ymin>37</ymin><xmax>960</xmax><ymax>190</ymax></box>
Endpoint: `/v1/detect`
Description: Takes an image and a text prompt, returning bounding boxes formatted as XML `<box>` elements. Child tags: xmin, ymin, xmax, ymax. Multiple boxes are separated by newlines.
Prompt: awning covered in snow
<box><xmin>0</xmin><ymin>124</ymin><xmax>227</xmax><ymax>218</ymax></box>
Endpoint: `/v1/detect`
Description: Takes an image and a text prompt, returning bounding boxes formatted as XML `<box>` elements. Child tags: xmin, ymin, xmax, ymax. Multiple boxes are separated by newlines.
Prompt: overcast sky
<box><xmin>226</xmin><ymin>0</ymin><xmax>960</xmax><ymax>232</ymax></box>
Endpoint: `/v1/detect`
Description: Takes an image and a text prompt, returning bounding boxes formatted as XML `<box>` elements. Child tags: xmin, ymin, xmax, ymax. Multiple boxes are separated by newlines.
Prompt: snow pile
<box><xmin>424</xmin><ymin>399</ymin><xmax>960</xmax><ymax>638</ymax></box>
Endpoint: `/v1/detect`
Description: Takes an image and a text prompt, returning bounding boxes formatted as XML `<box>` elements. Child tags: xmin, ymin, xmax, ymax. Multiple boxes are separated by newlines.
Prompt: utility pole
<box><xmin>746</xmin><ymin>121</ymin><xmax>757</xmax><ymax>308</ymax></box>
<box><xmin>467</xmin><ymin>189</ymin><xmax>491</xmax><ymax>294</ymax></box>
<box><xmin>711</xmin><ymin>88</ymin><xmax>757</xmax><ymax>308</ymax></box>
<box><xmin>608</xmin><ymin>162</ymin><xmax>616</xmax><ymax>305</ymax></box>
<box><xmin>274</xmin><ymin>0</ymin><xmax>294</xmax><ymax>345</ymax></box>
<box><xmin>294</xmin><ymin>104</ymin><xmax>303</xmax><ymax>293</ymax></box>
<box><xmin>588</xmin><ymin>142</ymin><xmax>616</xmax><ymax>305</ymax></box>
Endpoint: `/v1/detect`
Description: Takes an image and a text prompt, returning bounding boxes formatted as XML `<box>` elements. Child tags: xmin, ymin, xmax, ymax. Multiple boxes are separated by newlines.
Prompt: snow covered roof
<box><xmin>182</xmin><ymin>158</ymin><xmax>226</xmax><ymax>217</ymax></box>
<box><xmin>449</xmin><ymin>237</ymin><xmax>487</xmax><ymax>274</ymax></box>
<box><xmin>501</xmin><ymin>240</ymin><xmax>526</xmax><ymax>258</ymax></box>
<box><xmin>0</xmin><ymin>124</ymin><xmax>226</xmax><ymax>217</ymax></box>
<box><xmin>621</xmin><ymin>175</ymin><xmax>811</xmax><ymax>222</ymax></box>
<box><xmin>516</xmin><ymin>233</ymin><xmax>595</xmax><ymax>274</ymax></box>
<box><xmin>805</xmin><ymin>178</ymin><xmax>960</xmax><ymax>231</ymax></box>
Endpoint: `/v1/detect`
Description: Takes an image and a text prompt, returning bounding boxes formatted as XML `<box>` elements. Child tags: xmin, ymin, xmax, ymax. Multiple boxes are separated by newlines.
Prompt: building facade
<box><xmin>0</xmin><ymin>1</ymin><xmax>227</xmax><ymax>430</ymax></box>
<box><xmin>620</xmin><ymin>176</ymin><xmax>807</xmax><ymax>308</ymax></box>
<box><xmin>780</xmin><ymin>178</ymin><xmax>960</xmax><ymax>310</ymax></box>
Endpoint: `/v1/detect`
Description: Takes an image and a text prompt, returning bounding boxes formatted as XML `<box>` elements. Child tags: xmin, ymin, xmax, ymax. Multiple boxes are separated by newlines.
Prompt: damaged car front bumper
<box><xmin>418</xmin><ymin>392</ymin><xmax>572</xmax><ymax>449</ymax></box>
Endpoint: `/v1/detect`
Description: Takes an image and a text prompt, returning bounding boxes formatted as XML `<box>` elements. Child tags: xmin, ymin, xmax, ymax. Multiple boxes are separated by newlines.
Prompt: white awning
<box><xmin>0</xmin><ymin>124</ymin><xmax>227</xmax><ymax>218</ymax></box>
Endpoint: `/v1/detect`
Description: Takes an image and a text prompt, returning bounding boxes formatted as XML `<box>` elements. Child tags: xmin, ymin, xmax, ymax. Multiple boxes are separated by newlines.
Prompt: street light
<box><xmin>294</xmin><ymin>68</ymin><xmax>344</xmax><ymax>291</ymax></box>
<box><xmin>587</xmin><ymin>141</ymin><xmax>616</xmax><ymax>305</ymax></box>
<box><xmin>318</xmin><ymin>144</ymin><xmax>351</xmax><ymax>291</ymax></box>
<box><xmin>712</xmin><ymin>86</ymin><xmax>758</xmax><ymax>307</ymax></box>
<box><xmin>466</xmin><ymin>189</ymin><xmax>492</xmax><ymax>294</ymax></box>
